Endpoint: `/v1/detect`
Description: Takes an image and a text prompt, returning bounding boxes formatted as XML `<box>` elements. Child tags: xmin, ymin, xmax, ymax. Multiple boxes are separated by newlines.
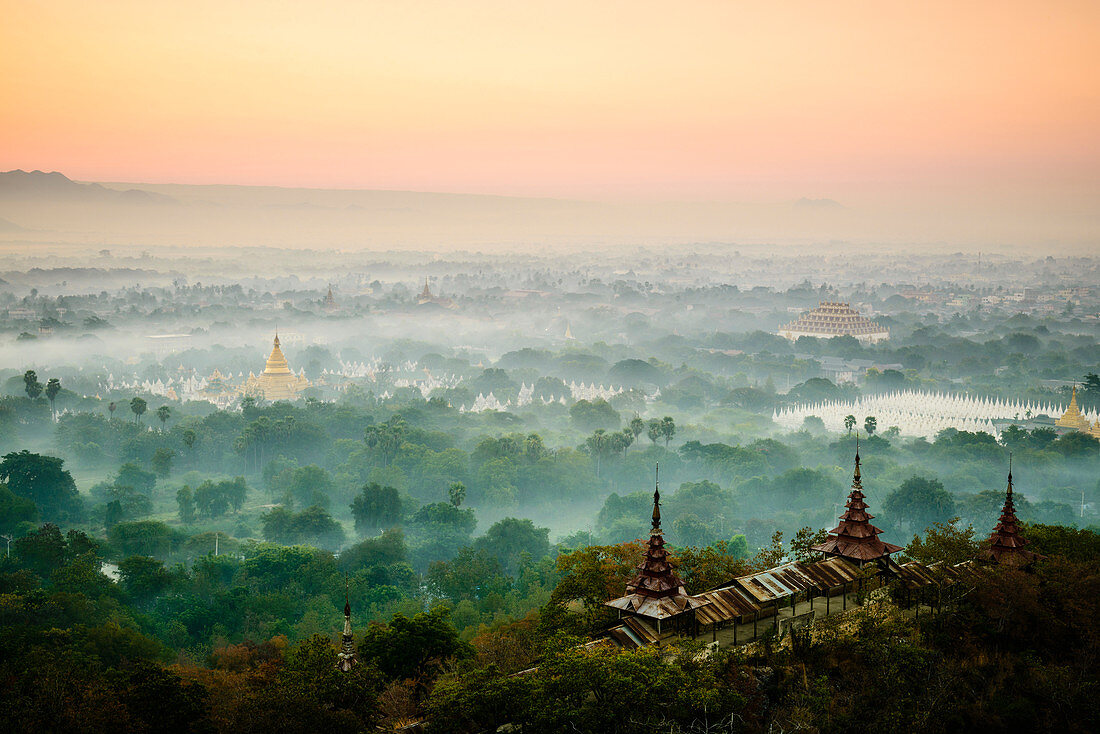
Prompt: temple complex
<box><xmin>810</xmin><ymin>446</ymin><xmax>902</xmax><ymax>566</ymax></box>
<box><xmin>1055</xmin><ymin>385</ymin><xmax>1100</xmax><ymax>437</ymax></box>
<box><xmin>592</xmin><ymin>458</ymin><xmax>1010</xmax><ymax>652</ymax></box>
<box><xmin>240</xmin><ymin>333</ymin><xmax>310</xmax><ymax>402</ymax></box>
<box><xmin>981</xmin><ymin>462</ymin><xmax>1043</xmax><ymax>566</ymax></box>
<box><xmin>778</xmin><ymin>301</ymin><xmax>889</xmax><ymax>343</ymax></box>
<box><xmin>604</xmin><ymin>468</ymin><xmax>711</xmax><ymax>638</ymax></box>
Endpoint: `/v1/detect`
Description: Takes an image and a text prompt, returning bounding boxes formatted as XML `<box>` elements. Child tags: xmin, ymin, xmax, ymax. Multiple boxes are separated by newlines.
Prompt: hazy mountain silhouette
<box><xmin>0</xmin><ymin>170</ymin><xmax>177</xmax><ymax>204</ymax></box>
<box><xmin>0</xmin><ymin>216</ymin><xmax>23</xmax><ymax>232</ymax></box>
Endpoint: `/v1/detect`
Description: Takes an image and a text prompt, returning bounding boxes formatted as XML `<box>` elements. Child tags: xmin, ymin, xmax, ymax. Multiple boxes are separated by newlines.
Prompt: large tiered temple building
<box><xmin>240</xmin><ymin>333</ymin><xmax>310</xmax><ymax>401</ymax></box>
<box><xmin>778</xmin><ymin>301</ymin><xmax>889</xmax><ymax>343</ymax></box>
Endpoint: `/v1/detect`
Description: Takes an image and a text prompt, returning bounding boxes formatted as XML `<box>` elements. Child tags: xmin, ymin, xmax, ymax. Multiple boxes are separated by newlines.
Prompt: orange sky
<box><xmin>2</xmin><ymin>0</ymin><xmax>1099</xmax><ymax>199</ymax></box>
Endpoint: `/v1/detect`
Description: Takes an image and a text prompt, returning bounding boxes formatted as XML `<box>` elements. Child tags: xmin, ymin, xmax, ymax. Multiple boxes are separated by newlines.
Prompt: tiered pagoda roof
<box><xmin>778</xmin><ymin>301</ymin><xmax>889</xmax><ymax>342</ymax></box>
<box><xmin>605</xmin><ymin>468</ymin><xmax>710</xmax><ymax>621</ymax></box>
<box><xmin>811</xmin><ymin>446</ymin><xmax>901</xmax><ymax>565</ymax></box>
<box><xmin>982</xmin><ymin>463</ymin><xmax>1043</xmax><ymax>566</ymax></box>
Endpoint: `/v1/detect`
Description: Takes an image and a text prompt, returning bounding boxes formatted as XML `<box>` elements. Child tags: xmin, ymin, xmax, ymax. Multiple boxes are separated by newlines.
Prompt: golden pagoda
<box><xmin>241</xmin><ymin>333</ymin><xmax>310</xmax><ymax>401</ymax></box>
<box><xmin>1055</xmin><ymin>385</ymin><xmax>1092</xmax><ymax>433</ymax></box>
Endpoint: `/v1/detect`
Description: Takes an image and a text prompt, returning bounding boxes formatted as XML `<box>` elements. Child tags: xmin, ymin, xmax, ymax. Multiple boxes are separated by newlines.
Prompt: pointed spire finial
<box><xmin>1007</xmin><ymin>452</ymin><xmax>1013</xmax><ymax>497</ymax></box>
<box><xmin>853</xmin><ymin>432</ymin><xmax>861</xmax><ymax>481</ymax></box>
<box><xmin>652</xmin><ymin>463</ymin><xmax>661</xmax><ymax>529</ymax></box>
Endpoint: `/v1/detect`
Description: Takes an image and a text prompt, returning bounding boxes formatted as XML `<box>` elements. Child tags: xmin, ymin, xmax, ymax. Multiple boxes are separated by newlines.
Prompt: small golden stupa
<box><xmin>241</xmin><ymin>333</ymin><xmax>310</xmax><ymax>401</ymax></box>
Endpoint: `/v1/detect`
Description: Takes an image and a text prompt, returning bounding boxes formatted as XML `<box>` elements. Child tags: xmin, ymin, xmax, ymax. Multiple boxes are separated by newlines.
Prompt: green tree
<box><xmin>844</xmin><ymin>414</ymin><xmax>857</xmax><ymax>435</ymax></box>
<box><xmin>658</xmin><ymin>416</ymin><xmax>676</xmax><ymax>446</ymax></box>
<box><xmin>23</xmin><ymin>370</ymin><xmax>42</xmax><ymax>399</ymax></box>
<box><xmin>350</xmin><ymin>482</ymin><xmax>403</xmax><ymax>535</ymax></box>
<box><xmin>472</xmin><ymin>517</ymin><xmax>551</xmax><ymax>576</ymax></box>
<box><xmin>117</xmin><ymin>462</ymin><xmax>156</xmax><ymax>496</ymax></box>
<box><xmin>45</xmin><ymin>377</ymin><xmax>61</xmax><ymax>417</ymax></box>
<box><xmin>448</xmin><ymin>481</ymin><xmax>466</xmax><ymax>508</ymax></box>
<box><xmin>864</xmin><ymin>415</ymin><xmax>878</xmax><ymax>435</ymax></box>
<box><xmin>359</xmin><ymin>607</ymin><xmax>474</xmax><ymax>683</ymax></box>
<box><xmin>569</xmin><ymin>399</ymin><xmax>620</xmax><ymax>431</ymax></box>
<box><xmin>182</xmin><ymin>428</ymin><xmax>197</xmax><ymax>453</ymax></box>
<box><xmin>118</xmin><ymin>554</ymin><xmax>171</xmax><ymax>602</ymax></box>
<box><xmin>176</xmin><ymin>486</ymin><xmax>195</xmax><ymax>524</ymax></box>
<box><xmin>790</xmin><ymin>526</ymin><xmax>828</xmax><ymax>561</ymax></box>
<box><xmin>151</xmin><ymin>448</ymin><xmax>175</xmax><ymax>479</ymax></box>
<box><xmin>130</xmin><ymin>396</ymin><xmax>147</xmax><ymax>424</ymax></box>
<box><xmin>904</xmin><ymin>518</ymin><xmax>979</xmax><ymax>564</ymax></box>
<box><xmin>108</xmin><ymin>520</ymin><xmax>177</xmax><ymax>559</ymax></box>
<box><xmin>0</xmin><ymin>450</ymin><xmax>83</xmax><ymax>521</ymax></box>
<box><xmin>584</xmin><ymin>429</ymin><xmax>612</xmax><ymax>478</ymax></box>
<box><xmin>883</xmin><ymin>476</ymin><xmax>957</xmax><ymax>534</ymax></box>
<box><xmin>0</xmin><ymin>482</ymin><xmax>38</xmax><ymax>534</ymax></box>
<box><xmin>156</xmin><ymin>405</ymin><xmax>171</xmax><ymax>430</ymax></box>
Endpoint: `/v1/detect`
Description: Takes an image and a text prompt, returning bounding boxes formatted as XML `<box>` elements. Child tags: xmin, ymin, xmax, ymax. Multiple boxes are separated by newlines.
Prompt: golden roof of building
<box><xmin>243</xmin><ymin>333</ymin><xmax>310</xmax><ymax>401</ymax></box>
<box><xmin>1056</xmin><ymin>385</ymin><xmax>1091</xmax><ymax>431</ymax></box>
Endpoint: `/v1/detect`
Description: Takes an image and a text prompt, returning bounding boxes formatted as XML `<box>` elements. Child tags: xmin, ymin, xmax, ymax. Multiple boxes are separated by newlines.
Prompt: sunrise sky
<box><xmin>3</xmin><ymin>0</ymin><xmax>1098</xmax><ymax>200</ymax></box>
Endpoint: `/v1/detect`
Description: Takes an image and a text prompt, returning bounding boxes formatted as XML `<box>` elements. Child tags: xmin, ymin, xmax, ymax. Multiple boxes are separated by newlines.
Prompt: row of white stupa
<box><xmin>458</xmin><ymin>382</ymin><xmax>627</xmax><ymax>412</ymax></box>
<box><xmin>772</xmin><ymin>389</ymin><xmax>1094</xmax><ymax>440</ymax></box>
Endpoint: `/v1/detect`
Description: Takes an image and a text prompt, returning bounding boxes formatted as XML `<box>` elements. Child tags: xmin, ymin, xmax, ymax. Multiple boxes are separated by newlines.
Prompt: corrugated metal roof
<box><xmin>605</xmin><ymin>591</ymin><xmax>711</xmax><ymax>620</ymax></box>
<box><xmin>693</xmin><ymin>586</ymin><xmax>761</xmax><ymax>624</ymax></box>
<box><xmin>704</xmin><ymin>557</ymin><xmax>864</xmax><ymax>611</ymax></box>
<box><xmin>798</xmin><ymin>556</ymin><xmax>864</xmax><ymax>588</ymax></box>
<box><xmin>896</xmin><ymin>561</ymin><xmax>938</xmax><ymax>590</ymax></box>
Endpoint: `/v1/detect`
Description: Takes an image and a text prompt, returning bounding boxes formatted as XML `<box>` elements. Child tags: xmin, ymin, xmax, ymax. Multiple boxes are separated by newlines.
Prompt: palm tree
<box><xmin>864</xmin><ymin>415</ymin><xmax>877</xmax><ymax>436</ymax></box>
<box><xmin>585</xmin><ymin>429</ymin><xmax>611</xmax><ymax>477</ymax></box>
<box><xmin>659</xmin><ymin>416</ymin><xmax>676</xmax><ymax>447</ymax></box>
<box><xmin>108</xmin><ymin>401</ymin><xmax>117</xmax><ymax>420</ymax></box>
<box><xmin>156</xmin><ymin>405</ymin><xmax>171</xmax><ymax>430</ymax></box>
<box><xmin>844</xmin><ymin>414</ymin><xmax>856</xmax><ymax>435</ymax></box>
<box><xmin>130</xmin><ymin>396</ymin><xmax>147</xmax><ymax>424</ymax></box>
<box><xmin>629</xmin><ymin>415</ymin><xmax>645</xmax><ymax>448</ymax></box>
<box><xmin>23</xmin><ymin>370</ymin><xmax>42</xmax><ymax>399</ymax></box>
<box><xmin>45</xmin><ymin>378</ymin><xmax>61</xmax><ymax>418</ymax></box>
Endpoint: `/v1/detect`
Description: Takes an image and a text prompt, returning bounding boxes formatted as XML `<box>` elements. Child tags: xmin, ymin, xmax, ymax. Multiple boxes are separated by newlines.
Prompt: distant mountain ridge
<box><xmin>0</xmin><ymin>169</ymin><xmax>177</xmax><ymax>204</ymax></box>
